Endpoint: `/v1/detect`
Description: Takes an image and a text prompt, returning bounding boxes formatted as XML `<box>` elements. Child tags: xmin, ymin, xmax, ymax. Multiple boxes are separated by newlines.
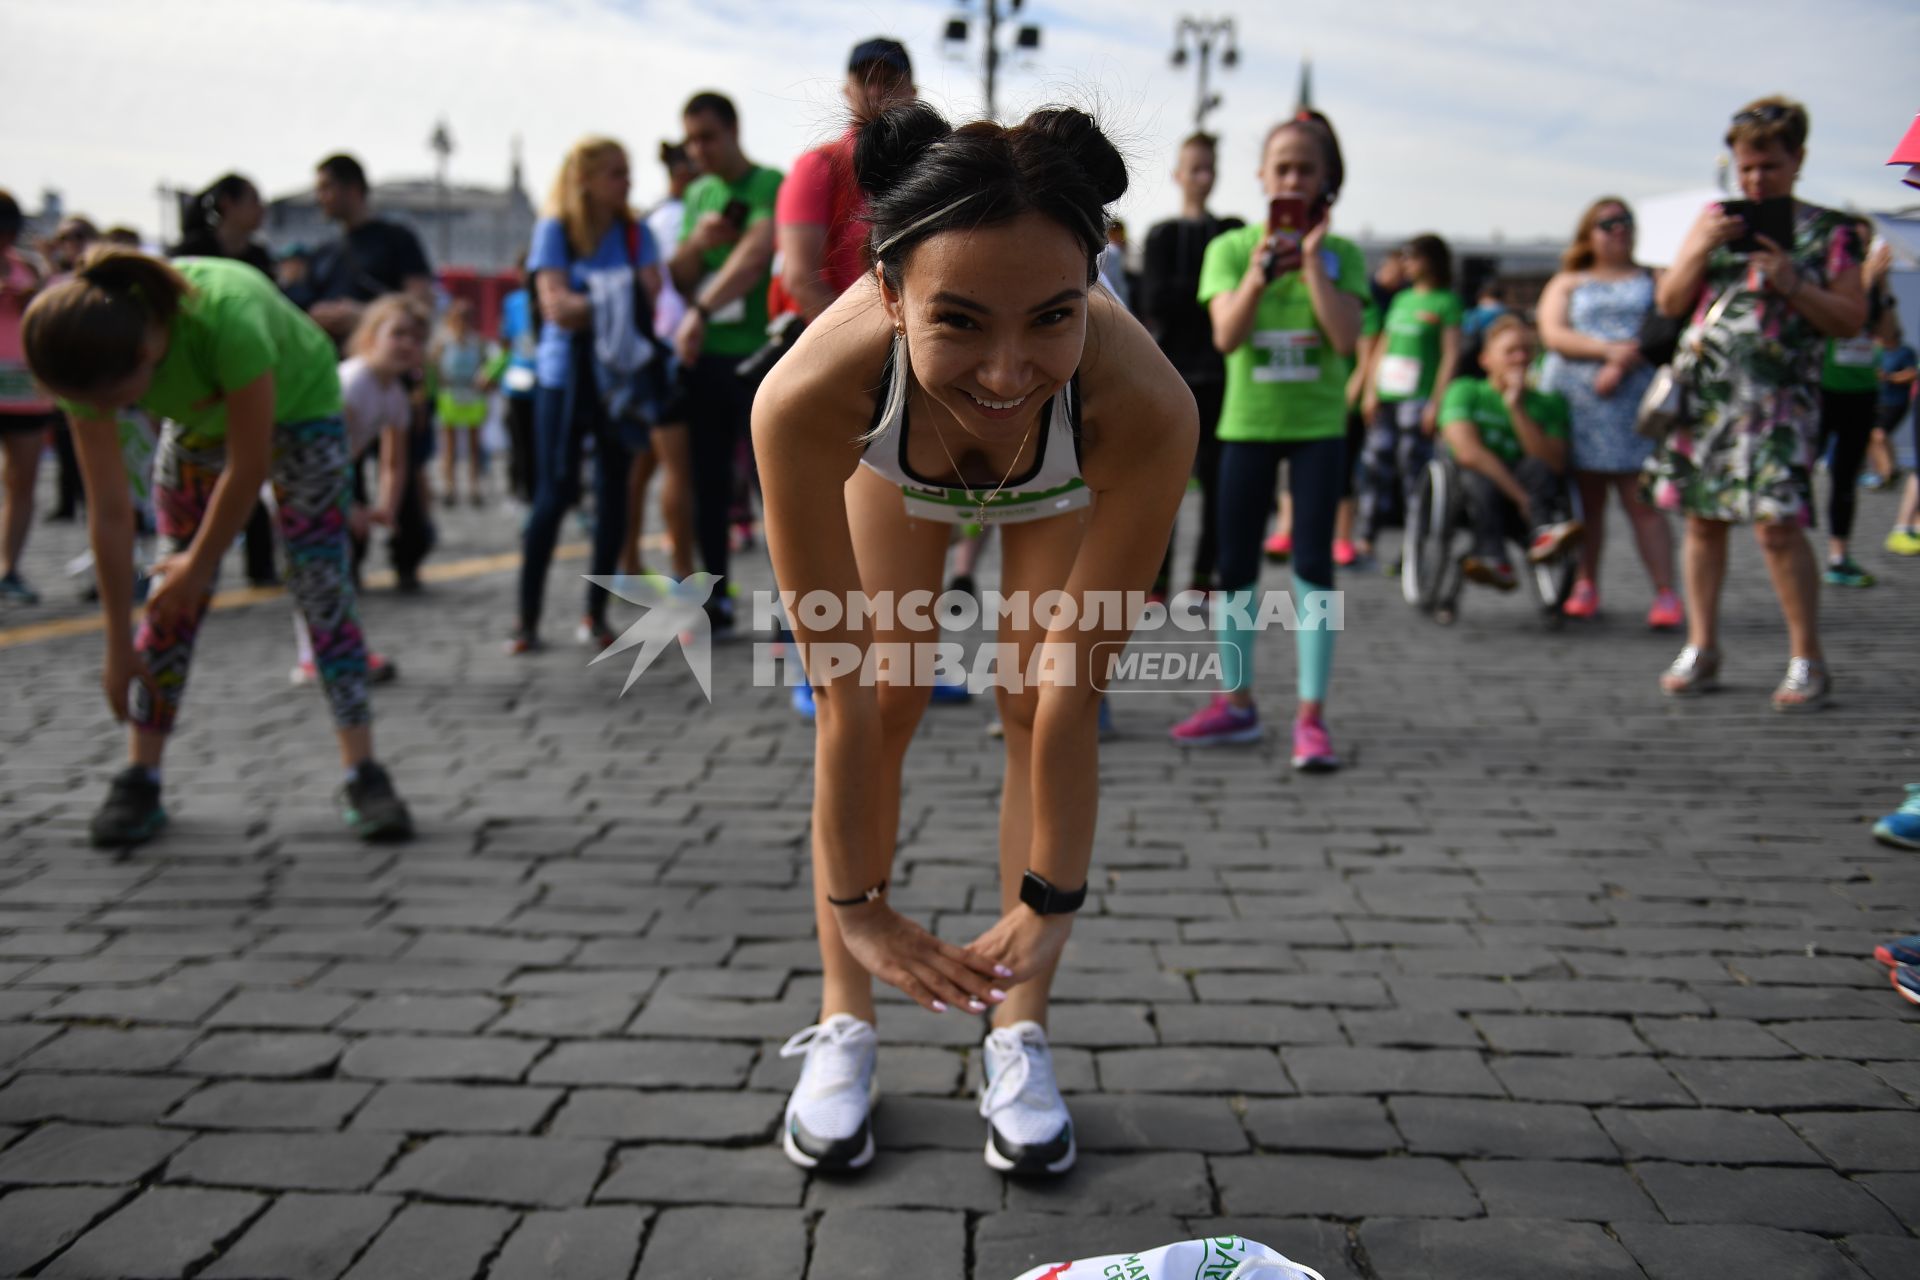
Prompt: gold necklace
<box><xmin>929</xmin><ymin>410</ymin><xmax>1037</xmax><ymax>526</ymax></box>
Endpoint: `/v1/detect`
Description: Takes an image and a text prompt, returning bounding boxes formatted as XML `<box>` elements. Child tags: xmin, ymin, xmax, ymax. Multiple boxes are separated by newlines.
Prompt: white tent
<box><xmin>1632</xmin><ymin>188</ymin><xmax>1725</xmax><ymax>269</ymax></box>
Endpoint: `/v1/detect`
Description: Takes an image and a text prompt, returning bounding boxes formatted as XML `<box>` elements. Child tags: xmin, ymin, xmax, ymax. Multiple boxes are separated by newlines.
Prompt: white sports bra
<box><xmin>858</xmin><ymin>335</ymin><xmax>1092</xmax><ymax>526</ymax></box>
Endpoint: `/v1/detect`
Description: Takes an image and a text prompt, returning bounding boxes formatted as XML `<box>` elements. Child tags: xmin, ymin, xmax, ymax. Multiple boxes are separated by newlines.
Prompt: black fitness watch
<box><xmin>1020</xmin><ymin>870</ymin><xmax>1088</xmax><ymax>916</ymax></box>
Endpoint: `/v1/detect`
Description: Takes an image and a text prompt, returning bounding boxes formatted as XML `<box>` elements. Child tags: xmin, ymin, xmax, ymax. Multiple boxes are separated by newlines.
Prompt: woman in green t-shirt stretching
<box><xmin>23</xmin><ymin>251</ymin><xmax>414</xmax><ymax>848</ymax></box>
<box><xmin>1170</xmin><ymin>112</ymin><xmax>1364</xmax><ymax>772</ymax></box>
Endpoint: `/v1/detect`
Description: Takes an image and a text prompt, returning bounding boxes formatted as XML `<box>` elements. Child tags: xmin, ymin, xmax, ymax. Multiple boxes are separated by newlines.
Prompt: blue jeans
<box><xmin>517</xmin><ymin>378</ymin><xmax>631</xmax><ymax>635</ymax></box>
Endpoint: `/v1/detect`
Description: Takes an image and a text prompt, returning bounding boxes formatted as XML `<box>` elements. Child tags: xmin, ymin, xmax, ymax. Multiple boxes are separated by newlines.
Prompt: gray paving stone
<box><xmin>1283</xmin><ymin>1047</ymin><xmax>1505</xmax><ymax>1097</ymax></box>
<box><xmin>177</xmin><ymin>1031</ymin><xmax>348</xmax><ymax>1077</ymax></box>
<box><xmin>1787</xmin><ymin>1111</ymin><xmax>1920</xmax><ymax>1172</ymax></box>
<box><xmin>376</xmin><ymin>1135</ymin><xmax>610</xmax><ymax>1208</ymax></box>
<box><xmin>44</xmin><ymin>983</ymin><xmax>231</xmax><ymax>1024</ymax></box>
<box><xmin>1212</xmin><ymin>1154</ymin><xmax>1481</xmax><ymax>1219</ymax></box>
<box><xmin>338</xmin><ymin>1033</ymin><xmax>545</xmax><ymax>1082</ymax></box>
<box><xmin>1361</xmin><ymin>1217</ymin><xmax>1643</xmax><ymax>1279</ymax></box>
<box><xmin>0</xmin><ymin>1024</ymin><xmax>67</xmax><ymax>1067</ymax></box>
<box><xmin>168</xmin><ymin>1131</ymin><xmax>403</xmax><ymax>1192</ymax></box>
<box><xmin>1769</xmin><ymin>1019</ymin><xmax>1920</xmax><ymax>1061</ymax></box>
<box><xmin>0</xmin><ymin>1186</ymin><xmax>129</xmax><ymax>1275</ymax></box>
<box><xmin>0</xmin><ymin>1071</ymin><xmax>198</xmax><ymax>1124</ymax></box>
<box><xmin>205</xmin><ymin>989</ymin><xmax>359</xmax><ymax>1029</ymax></box>
<box><xmin>971</xmin><ymin>1211</ymin><xmax>1188</xmax><ymax>1280</ymax></box>
<box><xmin>808</xmin><ymin>1208</ymin><xmax>964</xmax><ymax>1280</ymax></box>
<box><xmin>489</xmin><ymin>1206</ymin><xmax>650</xmax><ymax>1280</ymax></box>
<box><xmin>1242</xmin><ymin>1097</ymin><xmax>1402</xmax><ymax>1154</ymax></box>
<box><xmin>40</xmin><ymin>1185</ymin><xmax>265</xmax><ymax>1278</ymax></box>
<box><xmin>1097</xmin><ymin>1047</ymin><xmax>1292</xmax><ymax>1094</ymax></box>
<box><xmin>1633</xmin><ymin>1016</ymin><xmax>1794</xmax><ymax>1057</ymax></box>
<box><xmin>349</xmin><ymin>1082</ymin><xmax>561</xmax><ymax>1134</ymax></box>
<box><xmin>1390</xmin><ymin>1097</ymin><xmax>1617</xmax><ymax>1161</ymax></box>
<box><xmin>1858</xmin><ymin>1173</ymin><xmax>1920</xmax><ymax>1232</ymax></box>
<box><xmin>635</xmin><ymin>1207</ymin><xmax>808</xmax><ymax>1280</ymax></box>
<box><xmin>1006</xmin><ymin>1152</ymin><xmax>1212</xmax><ymax>1216</ymax></box>
<box><xmin>1596</xmin><ymin>1107</ymin><xmax>1822</xmax><ymax>1165</ymax></box>
<box><xmin>598</xmin><ymin>1142</ymin><xmax>803</xmax><ymax>1208</ymax></box>
<box><xmin>1473</xmin><ymin>1014</ymin><xmax>1649</xmax><ymax>1056</ymax></box>
<box><xmin>336</xmin><ymin>994</ymin><xmax>502</xmax><ymax>1034</ymax></box>
<box><xmin>1460</xmin><ymin>1159</ymin><xmax>1659</xmax><ymax>1221</ymax></box>
<box><xmin>339</xmin><ymin>1202</ymin><xmax>516</xmax><ymax>1280</ymax></box>
<box><xmin>0</xmin><ymin>1122</ymin><xmax>190</xmax><ymax>1185</ymax></box>
<box><xmin>1339</xmin><ymin>1010</ymin><xmax>1484</xmax><ymax>1048</ymax></box>
<box><xmin>549</xmin><ymin>1088</ymin><xmax>781</xmax><ymax>1143</ymax></box>
<box><xmin>1845</xmin><ymin>1233</ymin><xmax>1920</xmax><ymax>1280</ymax></box>
<box><xmin>1072</xmin><ymin>1094</ymin><xmax>1250</xmax><ymax>1153</ymax></box>
<box><xmin>1192</xmin><ymin>975</ymin><xmax>1391</xmax><ymax>1007</ymax></box>
<box><xmin>1489</xmin><ymin>1055</ymin><xmax>1689</xmax><ymax>1105</ymax></box>
<box><xmin>1668</xmin><ymin>1059</ymin><xmax>1907</xmax><ymax>1109</ymax></box>
<box><xmin>490</xmin><ymin>993</ymin><xmax>642</xmax><ymax>1037</ymax></box>
<box><xmin>805</xmin><ymin>1148</ymin><xmax>1003</xmax><ymax>1213</ymax></box>
<box><xmin>168</xmin><ymin>1081</ymin><xmax>374</xmax><ymax>1130</ymax></box>
<box><xmin>202</xmin><ymin>1192</ymin><xmax>402</xmax><ymax>1280</ymax></box>
<box><xmin>18</xmin><ymin>1026</ymin><xmax>198</xmax><ymax>1072</ymax></box>
<box><xmin>1615</xmin><ymin>1223</ymin><xmax>1869</xmax><ymax>1280</ymax></box>
<box><xmin>530</xmin><ymin>1039</ymin><xmax>756</xmax><ymax>1087</ymax></box>
<box><xmin>1634</xmin><ymin>1162</ymin><xmax>1903</xmax><ymax>1235</ymax></box>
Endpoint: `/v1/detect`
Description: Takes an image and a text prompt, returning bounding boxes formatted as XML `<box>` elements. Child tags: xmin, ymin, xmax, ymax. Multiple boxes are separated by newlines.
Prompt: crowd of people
<box><xmin>3</xmin><ymin>54</ymin><xmax>1918</xmax><ymax>1176</ymax></box>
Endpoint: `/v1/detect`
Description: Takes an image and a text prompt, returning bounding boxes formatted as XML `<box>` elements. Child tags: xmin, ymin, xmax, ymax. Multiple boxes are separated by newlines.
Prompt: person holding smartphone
<box><xmin>1169</xmin><ymin>111</ymin><xmax>1364</xmax><ymax>772</ymax></box>
<box><xmin>1643</xmin><ymin>96</ymin><xmax>1866</xmax><ymax>710</ymax></box>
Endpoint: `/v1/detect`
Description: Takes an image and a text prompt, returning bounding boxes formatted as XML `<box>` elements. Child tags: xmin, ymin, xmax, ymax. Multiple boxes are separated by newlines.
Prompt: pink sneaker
<box><xmin>1263</xmin><ymin>530</ymin><xmax>1292</xmax><ymax>561</ymax></box>
<box><xmin>1563</xmin><ymin>579</ymin><xmax>1599</xmax><ymax>619</ymax></box>
<box><xmin>1291</xmin><ymin>711</ymin><xmax>1341</xmax><ymax>772</ymax></box>
<box><xmin>1646</xmin><ymin>588</ymin><xmax>1683</xmax><ymax>631</ymax></box>
<box><xmin>1333</xmin><ymin>538</ymin><xmax>1356</xmax><ymax>568</ymax></box>
<box><xmin>1170</xmin><ymin>695</ymin><xmax>1262</xmax><ymax>746</ymax></box>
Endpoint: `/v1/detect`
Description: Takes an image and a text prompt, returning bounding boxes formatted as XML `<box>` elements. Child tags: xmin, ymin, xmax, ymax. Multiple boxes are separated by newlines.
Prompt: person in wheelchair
<box><xmin>1439</xmin><ymin>315</ymin><xmax>1583</xmax><ymax>590</ymax></box>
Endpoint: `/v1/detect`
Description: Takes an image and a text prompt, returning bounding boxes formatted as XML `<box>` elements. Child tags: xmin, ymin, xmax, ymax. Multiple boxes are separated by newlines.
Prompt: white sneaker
<box><xmin>980</xmin><ymin>1020</ymin><xmax>1075</xmax><ymax>1175</ymax></box>
<box><xmin>778</xmin><ymin>1013</ymin><xmax>878</xmax><ymax>1171</ymax></box>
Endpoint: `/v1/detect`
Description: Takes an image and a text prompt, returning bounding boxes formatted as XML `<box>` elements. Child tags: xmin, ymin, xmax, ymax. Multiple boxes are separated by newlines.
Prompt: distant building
<box><xmin>262</xmin><ymin>156</ymin><xmax>535</xmax><ymax>272</ymax></box>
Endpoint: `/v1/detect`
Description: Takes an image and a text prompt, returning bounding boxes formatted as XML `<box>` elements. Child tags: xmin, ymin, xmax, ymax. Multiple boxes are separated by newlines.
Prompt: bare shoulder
<box><xmin>753</xmin><ymin>277</ymin><xmax>893</xmax><ymax>455</ymax></box>
<box><xmin>1076</xmin><ymin>289</ymin><xmax>1197</xmax><ymax>490</ymax></box>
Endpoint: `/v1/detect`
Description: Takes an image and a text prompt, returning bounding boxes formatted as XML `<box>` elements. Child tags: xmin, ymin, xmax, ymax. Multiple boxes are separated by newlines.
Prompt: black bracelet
<box><xmin>1019</xmin><ymin>870</ymin><xmax>1088</xmax><ymax>916</ymax></box>
<box><xmin>826</xmin><ymin>879</ymin><xmax>887</xmax><ymax>907</ymax></box>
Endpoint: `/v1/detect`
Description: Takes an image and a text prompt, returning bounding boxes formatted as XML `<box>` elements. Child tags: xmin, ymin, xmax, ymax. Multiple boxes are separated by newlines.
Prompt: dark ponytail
<box><xmin>179</xmin><ymin>173</ymin><xmax>257</xmax><ymax>240</ymax></box>
<box><xmin>855</xmin><ymin>102</ymin><xmax>1129</xmax><ymax>290</ymax></box>
<box><xmin>22</xmin><ymin>248</ymin><xmax>192</xmax><ymax>399</ymax></box>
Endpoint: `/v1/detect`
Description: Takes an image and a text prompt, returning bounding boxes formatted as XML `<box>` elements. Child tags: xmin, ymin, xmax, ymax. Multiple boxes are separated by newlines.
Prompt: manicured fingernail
<box><xmin>931</xmin><ymin>1000</ymin><xmax>948</xmax><ymax>1013</ymax></box>
<box><xmin>989</xmin><ymin>989</ymin><xmax>1007</xmax><ymax>1002</ymax></box>
<box><xmin>994</xmin><ymin>965</ymin><xmax>1014</xmax><ymax>979</ymax></box>
<box><xmin>967</xmin><ymin>998</ymin><xmax>987</xmax><ymax>1012</ymax></box>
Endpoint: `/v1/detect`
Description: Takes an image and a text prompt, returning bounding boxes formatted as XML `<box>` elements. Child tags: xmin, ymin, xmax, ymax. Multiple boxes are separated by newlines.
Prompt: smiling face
<box><xmin>1732</xmin><ymin>140</ymin><xmax>1800</xmax><ymax>202</ymax></box>
<box><xmin>878</xmin><ymin>210</ymin><xmax>1090</xmax><ymax>442</ymax></box>
<box><xmin>1258</xmin><ymin>126</ymin><xmax>1325</xmax><ymax>204</ymax></box>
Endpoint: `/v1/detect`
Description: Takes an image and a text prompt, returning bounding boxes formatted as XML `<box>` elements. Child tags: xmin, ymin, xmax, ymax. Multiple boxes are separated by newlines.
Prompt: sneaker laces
<box><xmin>780</xmin><ymin>1015</ymin><xmax>874</xmax><ymax>1096</ymax></box>
<box><xmin>979</xmin><ymin>1024</ymin><xmax>1054</xmax><ymax>1119</ymax></box>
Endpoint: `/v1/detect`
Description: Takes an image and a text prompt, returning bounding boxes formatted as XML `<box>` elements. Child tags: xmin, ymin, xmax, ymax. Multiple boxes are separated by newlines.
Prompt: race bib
<box><xmin>1833</xmin><ymin>335</ymin><xmax>1877</xmax><ymax>368</ymax></box>
<box><xmin>698</xmin><ymin>275</ymin><xmax>747</xmax><ymax>326</ymax></box>
<box><xmin>502</xmin><ymin>366</ymin><xmax>537</xmax><ymax>393</ymax></box>
<box><xmin>1250</xmin><ymin>329</ymin><xmax>1322</xmax><ymax>384</ymax></box>
<box><xmin>1376</xmin><ymin>352</ymin><xmax>1422</xmax><ymax>397</ymax></box>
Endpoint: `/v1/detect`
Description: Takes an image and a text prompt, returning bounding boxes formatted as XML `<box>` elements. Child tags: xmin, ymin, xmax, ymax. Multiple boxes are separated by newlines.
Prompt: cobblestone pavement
<box><xmin>1</xmin><ymin>471</ymin><xmax>1917</xmax><ymax>1280</ymax></box>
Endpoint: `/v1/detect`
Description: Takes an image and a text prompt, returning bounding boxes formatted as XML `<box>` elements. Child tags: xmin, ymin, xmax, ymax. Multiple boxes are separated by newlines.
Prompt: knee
<box><xmin>1753</xmin><ymin>521</ymin><xmax>1801</xmax><ymax>554</ymax></box>
<box><xmin>875</xmin><ymin>680</ymin><xmax>932</xmax><ymax>744</ymax></box>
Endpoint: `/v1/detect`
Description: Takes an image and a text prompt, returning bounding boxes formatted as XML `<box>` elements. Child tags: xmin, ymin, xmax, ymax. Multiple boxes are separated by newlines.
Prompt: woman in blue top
<box><xmin>512</xmin><ymin>136</ymin><xmax>662</xmax><ymax>653</ymax></box>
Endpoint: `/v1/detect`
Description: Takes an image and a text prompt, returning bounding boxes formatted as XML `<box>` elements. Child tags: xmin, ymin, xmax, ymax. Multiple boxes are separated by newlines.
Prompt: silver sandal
<box><xmin>1771</xmin><ymin>657</ymin><xmax>1830</xmax><ymax>713</ymax></box>
<box><xmin>1659</xmin><ymin>645</ymin><xmax>1720</xmax><ymax>697</ymax></box>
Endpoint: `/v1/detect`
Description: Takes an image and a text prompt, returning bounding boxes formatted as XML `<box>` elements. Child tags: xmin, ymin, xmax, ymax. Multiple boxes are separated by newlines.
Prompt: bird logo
<box><xmin>582</xmin><ymin>573</ymin><xmax>722</xmax><ymax>700</ymax></box>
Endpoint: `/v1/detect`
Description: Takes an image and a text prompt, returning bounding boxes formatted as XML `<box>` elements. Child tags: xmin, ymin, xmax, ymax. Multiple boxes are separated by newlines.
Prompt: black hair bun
<box><xmin>853</xmin><ymin>101</ymin><xmax>952</xmax><ymax>201</ymax></box>
<box><xmin>1025</xmin><ymin>108</ymin><xmax>1128</xmax><ymax>207</ymax></box>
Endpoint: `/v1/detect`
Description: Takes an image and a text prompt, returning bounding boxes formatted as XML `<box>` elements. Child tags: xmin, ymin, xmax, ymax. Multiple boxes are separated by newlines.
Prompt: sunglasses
<box><xmin>1731</xmin><ymin>104</ymin><xmax>1792</xmax><ymax>127</ymax></box>
<box><xmin>1595</xmin><ymin>215</ymin><xmax>1634</xmax><ymax>233</ymax></box>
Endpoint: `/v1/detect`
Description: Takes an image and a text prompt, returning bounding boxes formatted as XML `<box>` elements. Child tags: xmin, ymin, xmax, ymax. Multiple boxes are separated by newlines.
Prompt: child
<box><xmin>22</xmin><ymin>249</ymin><xmax>414</xmax><ymax>847</ymax></box>
<box><xmin>1439</xmin><ymin>315</ymin><xmax>1582</xmax><ymax>590</ymax></box>
<box><xmin>430</xmin><ymin>298</ymin><xmax>492</xmax><ymax>506</ymax></box>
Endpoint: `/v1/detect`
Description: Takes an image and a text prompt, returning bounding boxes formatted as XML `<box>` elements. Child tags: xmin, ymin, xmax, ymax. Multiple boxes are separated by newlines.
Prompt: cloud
<box><xmin>4</xmin><ymin>0</ymin><xmax>1914</xmax><ymax>252</ymax></box>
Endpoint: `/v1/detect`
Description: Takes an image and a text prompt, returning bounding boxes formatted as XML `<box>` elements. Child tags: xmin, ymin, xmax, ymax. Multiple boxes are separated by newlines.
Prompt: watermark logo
<box><xmin>583</xmin><ymin>573</ymin><xmax>720</xmax><ymax>699</ymax></box>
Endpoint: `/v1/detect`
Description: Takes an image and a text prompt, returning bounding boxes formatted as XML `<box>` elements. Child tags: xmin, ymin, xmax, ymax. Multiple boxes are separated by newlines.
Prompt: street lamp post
<box><xmin>429</xmin><ymin>118</ymin><xmax>454</xmax><ymax>267</ymax></box>
<box><xmin>942</xmin><ymin>0</ymin><xmax>1044</xmax><ymax>122</ymax></box>
<box><xmin>1170</xmin><ymin>16</ymin><xmax>1238</xmax><ymax>133</ymax></box>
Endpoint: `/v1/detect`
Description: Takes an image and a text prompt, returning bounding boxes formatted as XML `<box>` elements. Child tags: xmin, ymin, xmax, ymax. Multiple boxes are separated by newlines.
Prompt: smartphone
<box><xmin>721</xmin><ymin>198</ymin><xmax>750</xmax><ymax>229</ymax></box>
<box><xmin>1268</xmin><ymin>196</ymin><xmax>1310</xmax><ymax>238</ymax></box>
<box><xmin>1722</xmin><ymin>196</ymin><xmax>1794</xmax><ymax>255</ymax></box>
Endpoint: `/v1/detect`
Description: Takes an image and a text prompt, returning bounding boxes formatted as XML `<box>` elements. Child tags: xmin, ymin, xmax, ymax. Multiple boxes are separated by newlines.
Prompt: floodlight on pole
<box><xmin>1170</xmin><ymin>16</ymin><xmax>1238</xmax><ymax>133</ymax></box>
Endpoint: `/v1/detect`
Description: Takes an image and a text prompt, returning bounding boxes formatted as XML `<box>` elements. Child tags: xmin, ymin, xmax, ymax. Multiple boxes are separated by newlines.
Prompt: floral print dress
<box><xmin>1642</xmin><ymin>203</ymin><xmax>1865</xmax><ymax>525</ymax></box>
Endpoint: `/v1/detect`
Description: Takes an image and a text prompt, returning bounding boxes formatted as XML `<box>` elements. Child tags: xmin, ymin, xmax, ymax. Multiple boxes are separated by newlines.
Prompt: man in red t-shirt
<box><xmin>774</xmin><ymin>37</ymin><xmax>915</xmax><ymax>321</ymax></box>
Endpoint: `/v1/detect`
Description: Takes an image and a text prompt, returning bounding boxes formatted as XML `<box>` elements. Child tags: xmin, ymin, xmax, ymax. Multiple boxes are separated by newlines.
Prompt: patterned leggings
<box><xmin>133</xmin><ymin>418</ymin><xmax>369</xmax><ymax>734</ymax></box>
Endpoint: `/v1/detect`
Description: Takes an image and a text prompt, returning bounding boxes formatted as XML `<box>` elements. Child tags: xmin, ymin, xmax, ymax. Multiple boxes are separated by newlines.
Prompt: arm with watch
<box><xmin>674</xmin><ymin>219</ymin><xmax>778</xmax><ymax>365</ymax></box>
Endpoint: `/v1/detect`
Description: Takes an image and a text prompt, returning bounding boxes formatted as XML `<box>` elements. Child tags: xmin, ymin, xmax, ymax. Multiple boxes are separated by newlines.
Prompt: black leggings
<box><xmin>1158</xmin><ymin>378</ymin><xmax>1226</xmax><ymax>591</ymax></box>
<box><xmin>686</xmin><ymin>353</ymin><xmax>756</xmax><ymax>584</ymax></box>
<box><xmin>518</xmin><ymin>379</ymin><xmax>630</xmax><ymax>634</ymax></box>
<box><xmin>1460</xmin><ymin>456</ymin><xmax>1570</xmax><ymax>560</ymax></box>
<box><xmin>1215</xmin><ymin>434</ymin><xmax>1346</xmax><ymax>591</ymax></box>
<box><xmin>1816</xmin><ymin>389</ymin><xmax>1876</xmax><ymax>541</ymax></box>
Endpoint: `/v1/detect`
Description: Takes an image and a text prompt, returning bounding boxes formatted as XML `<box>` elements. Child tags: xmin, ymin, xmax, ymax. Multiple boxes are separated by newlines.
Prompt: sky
<box><xmin>4</xmin><ymin>0</ymin><xmax>1915</xmax><ymax>254</ymax></box>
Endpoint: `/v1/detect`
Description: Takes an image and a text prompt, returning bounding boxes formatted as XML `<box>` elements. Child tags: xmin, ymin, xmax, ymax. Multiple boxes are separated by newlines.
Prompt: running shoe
<box><xmin>792</xmin><ymin>682</ymin><xmax>816</xmax><ymax>721</ymax></box>
<box><xmin>1885</xmin><ymin>528</ymin><xmax>1920</xmax><ymax>556</ymax></box>
<box><xmin>1894</xmin><ymin>964</ymin><xmax>1920</xmax><ymax>1006</ymax></box>
<box><xmin>706</xmin><ymin>597</ymin><xmax>736</xmax><ymax>640</ymax></box>
<box><xmin>1873</xmin><ymin>933</ymin><xmax>1920</xmax><ymax>968</ymax></box>
<box><xmin>1823</xmin><ymin>557</ymin><xmax>1875</xmax><ymax>588</ymax></box>
<box><xmin>576</xmin><ymin>617</ymin><xmax>617</xmax><ymax>650</ymax></box>
<box><xmin>0</xmin><ymin>572</ymin><xmax>41</xmax><ymax>605</ymax></box>
<box><xmin>1860</xmin><ymin>471</ymin><xmax>1887</xmax><ymax>491</ymax></box>
<box><xmin>1170</xmin><ymin>695</ymin><xmax>1262</xmax><ymax>746</ymax></box>
<box><xmin>1563</xmin><ymin>580</ymin><xmax>1600</xmax><ymax>619</ymax></box>
<box><xmin>338</xmin><ymin>761</ymin><xmax>414</xmax><ymax>843</ymax></box>
<box><xmin>504</xmin><ymin>629</ymin><xmax>544</xmax><ymax>656</ymax></box>
<box><xmin>779</xmin><ymin>1013</ymin><xmax>879</xmax><ymax>1171</ymax></box>
<box><xmin>1461</xmin><ymin>555</ymin><xmax>1517</xmax><ymax>591</ymax></box>
<box><xmin>1527</xmin><ymin>520</ymin><xmax>1584</xmax><ymax>563</ymax></box>
<box><xmin>980</xmin><ymin>1021</ymin><xmax>1075</xmax><ymax>1175</ymax></box>
<box><xmin>1263</xmin><ymin>530</ymin><xmax>1292</xmax><ymax>562</ymax></box>
<box><xmin>1332</xmin><ymin>538</ymin><xmax>1357</xmax><ymax>568</ymax></box>
<box><xmin>1872</xmin><ymin>784</ymin><xmax>1920</xmax><ymax>851</ymax></box>
<box><xmin>1291</xmin><ymin>710</ymin><xmax>1340</xmax><ymax>773</ymax></box>
<box><xmin>1646</xmin><ymin>588</ymin><xmax>1684</xmax><ymax>631</ymax></box>
<box><xmin>930</xmin><ymin>677</ymin><xmax>973</xmax><ymax>704</ymax></box>
<box><xmin>89</xmin><ymin>766</ymin><xmax>167</xmax><ymax>849</ymax></box>
<box><xmin>732</xmin><ymin>520</ymin><xmax>756</xmax><ymax>554</ymax></box>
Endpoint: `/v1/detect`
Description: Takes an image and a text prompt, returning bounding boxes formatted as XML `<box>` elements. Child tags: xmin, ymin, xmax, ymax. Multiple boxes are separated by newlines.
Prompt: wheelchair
<box><xmin>1400</xmin><ymin>454</ymin><xmax>1577</xmax><ymax>627</ymax></box>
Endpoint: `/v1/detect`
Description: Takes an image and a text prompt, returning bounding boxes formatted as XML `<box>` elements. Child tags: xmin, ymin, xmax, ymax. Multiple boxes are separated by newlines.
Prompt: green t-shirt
<box><xmin>1197</xmin><ymin>227</ymin><xmax>1369</xmax><ymax>442</ymax></box>
<box><xmin>65</xmin><ymin>258</ymin><xmax>341</xmax><ymax>447</ymax></box>
<box><xmin>1440</xmin><ymin>378</ymin><xmax>1568</xmax><ymax>467</ymax></box>
<box><xmin>1375</xmin><ymin>285</ymin><xmax>1464</xmax><ymax>403</ymax></box>
<box><xmin>1822</xmin><ymin>332</ymin><xmax>1880</xmax><ymax>393</ymax></box>
<box><xmin>681</xmin><ymin>165</ymin><xmax>784</xmax><ymax>357</ymax></box>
